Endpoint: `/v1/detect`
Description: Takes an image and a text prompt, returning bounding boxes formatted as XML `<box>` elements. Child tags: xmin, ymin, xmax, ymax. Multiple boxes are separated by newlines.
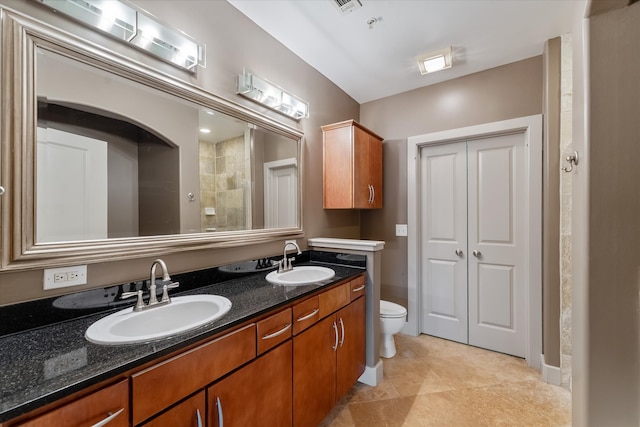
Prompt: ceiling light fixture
<box><xmin>237</xmin><ymin>68</ymin><xmax>309</xmax><ymax>120</ymax></box>
<box><xmin>417</xmin><ymin>46</ymin><xmax>453</xmax><ymax>75</ymax></box>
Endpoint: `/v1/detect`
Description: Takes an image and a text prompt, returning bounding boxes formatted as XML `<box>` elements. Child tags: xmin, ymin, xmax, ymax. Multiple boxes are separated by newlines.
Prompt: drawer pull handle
<box><xmin>352</xmin><ymin>284</ymin><xmax>365</xmax><ymax>292</ymax></box>
<box><xmin>196</xmin><ymin>408</ymin><xmax>203</xmax><ymax>427</ymax></box>
<box><xmin>262</xmin><ymin>323</ymin><xmax>291</xmax><ymax>340</ymax></box>
<box><xmin>296</xmin><ymin>308</ymin><xmax>319</xmax><ymax>322</ymax></box>
<box><xmin>216</xmin><ymin>397</ymin><xmax>224</xmax><ymax>427</ymax></box>
<box><xmin>338</xmin><ymin>317</ymin><xmax>345</xmax><ymax>347</ymax></box>
<box><xmin>332</xmin><ymin>321</ymin><xmax>339</xmax><ymax>351</ymax></box>
<box><xmin>91</xmin><ymin>408</ymin><xmax>124</xmax><ymax>427</ymax></box>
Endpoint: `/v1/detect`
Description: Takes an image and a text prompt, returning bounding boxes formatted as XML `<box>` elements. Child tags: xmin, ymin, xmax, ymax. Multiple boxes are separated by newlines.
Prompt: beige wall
<box><xmin>582</xmin><ymin>2</ymin><xmax>640</xmax><ymax>424</ymax></box>
<box><xmin>359</xmin><ymin>57</ymin><xmax>543</xmax><ymax>309</ymax></box>
<box><xmin>542</xmin><ymin>38</ymin><xmax>562</xmax><ymax>369</ymax></box>
<box><xmin>0</xmin><ymin>0</ymin><xmax>360</xmax><ymax>305</ymax></box>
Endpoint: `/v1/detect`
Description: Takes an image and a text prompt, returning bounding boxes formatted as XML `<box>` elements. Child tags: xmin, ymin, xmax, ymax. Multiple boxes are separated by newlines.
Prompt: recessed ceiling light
<box><xmin>200</xmin><ymin>128</ymin><xmax>211</xmax><ymax>134</ymax></box>
<box><xmin>417</xmin><ymin>46</ymin><xmax>453</xmax><ymax>75</ymax></box>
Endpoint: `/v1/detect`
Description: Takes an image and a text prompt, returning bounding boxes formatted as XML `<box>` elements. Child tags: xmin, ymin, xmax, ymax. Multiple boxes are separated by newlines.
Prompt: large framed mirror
<box><xmin>0</xmin><ymin>9</ymin><xmax>304</xmax><ymax>270</ymax></box>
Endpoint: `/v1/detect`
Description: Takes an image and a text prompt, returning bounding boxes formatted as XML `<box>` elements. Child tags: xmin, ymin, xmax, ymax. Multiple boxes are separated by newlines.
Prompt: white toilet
<box><xmin>379</xmin><ymin>300</ymin><xmax>407</xmax><ymax>358</ymax></box>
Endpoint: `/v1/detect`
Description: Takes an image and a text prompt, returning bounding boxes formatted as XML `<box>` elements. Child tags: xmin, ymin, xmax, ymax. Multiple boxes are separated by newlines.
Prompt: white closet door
<box><xmin>467</xmin><ymin>132</ymin><xmax>526</xmax><ymax>357</ymax></box>
<box><xmin>419</xmin><ymin>142</ymin><xmax>468</xmax><ymax>343</ymax></box>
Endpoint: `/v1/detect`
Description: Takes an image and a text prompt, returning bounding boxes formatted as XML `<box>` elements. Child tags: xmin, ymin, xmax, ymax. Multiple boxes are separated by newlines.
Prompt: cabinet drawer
<box><xmin>16</xmin><ymin>379</ymin><xmax>129</xmax><ymax>427</ymax></box>
<box><xmin>319</xmin><ymin>283</ymin><xmax>350</xmax><ymax>318</ymax></box>
<box><xmin>141</xmin><ymin>392</ymin><xmax>205</xmax><ymax>427</ymax></box>
<box><xmin>131</xmin><ymin>324</ymin><xmax>256</xmax><ymax>425</ymax></box>
<box><xmin>257</xmin><ymin>308</ymin><xmax>292</xmax><ymax>355</ymax></box>
<box><xmin>350</xmin><ymin>275</ymin><xmax>366</xmax><ymax>301</ymax></box>
<box><xmin>292</xmin><ymin>296</ymin><xmax>319</xmax><ymax>335</ymax></box>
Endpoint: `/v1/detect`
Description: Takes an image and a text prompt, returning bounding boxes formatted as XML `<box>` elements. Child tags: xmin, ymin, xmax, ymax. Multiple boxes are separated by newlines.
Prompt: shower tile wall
<box><xmin>559</xmin><ymin>33</ymin><xmax>573</xmax><ymax>388</ymax></box>
<box><xmin>199</xmin><ymin>135</ymin><xmax>249</xmax><ymax>232</ymax></box>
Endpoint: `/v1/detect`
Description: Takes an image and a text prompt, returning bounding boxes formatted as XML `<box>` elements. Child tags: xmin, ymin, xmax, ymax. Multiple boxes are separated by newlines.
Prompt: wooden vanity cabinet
<box><xmin>256</xmin><ymin>308</ymin><xmax>292</xmax><ymax>354</ymax></box>
<box><xmin>335</xmin><ymin>296</ymin><xmax>366</xmax><ymax>401</ymax></box>
<box><xmin>131</xmin><ymin>324</ymin><xmax>256</xmax><ymax>425</ymax></box>
<box><xmin>5</xmin><ymin>274</ymin><xmax>367</xmax><ymax>427</ymax></box>
<box><xmin>12</xmin><ymin>379</ymin><xmax>129</xmax><ymax>427</ymax></box>
<box><xmin>208</xmin><ymin>340</ymin><xmax>293</xmax><ymax>427</ymax></box>
<box><xmin>140</xmin><ymin>392</ymin><xmax>205</xmax><ymax>427</ymax></box>
<box><xmin>292</xmin><ymin>280</ymin><xmax>366</xmax><ymax>427</ymax></box>
<box><xmin>322</xmin><ymin>120</ymin><xmax>383</xmax><ymax>209</ymax></box>
<box><xmin>292</xmin><ymin>295</ymin><xmax>319</xmax><ymax>334</ymax></box>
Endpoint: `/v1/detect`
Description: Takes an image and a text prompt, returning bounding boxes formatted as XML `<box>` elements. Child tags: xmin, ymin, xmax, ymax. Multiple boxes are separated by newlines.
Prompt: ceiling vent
<box><xmin>332</xmin><ymin>0</ymin><xmax>362</xmax><ymax>15</ymax></box>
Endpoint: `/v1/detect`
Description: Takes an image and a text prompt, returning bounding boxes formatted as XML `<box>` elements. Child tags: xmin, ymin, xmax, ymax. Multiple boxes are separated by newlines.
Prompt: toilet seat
<box><xmin>380</xmin><ymin>300</ymin><xmax>407</xmax><ymax>318</ymax></box>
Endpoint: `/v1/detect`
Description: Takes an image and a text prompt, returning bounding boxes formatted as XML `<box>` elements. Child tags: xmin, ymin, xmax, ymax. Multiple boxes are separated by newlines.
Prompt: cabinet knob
<box><xmin>472</xmin><ymin>250</ymin><xmax>482</xmax><ymax>258</ymax></box>
<box><xmin>455</xmin><ymin>249</ymin><xmax>463</xmax><ymax>257</ymax></box>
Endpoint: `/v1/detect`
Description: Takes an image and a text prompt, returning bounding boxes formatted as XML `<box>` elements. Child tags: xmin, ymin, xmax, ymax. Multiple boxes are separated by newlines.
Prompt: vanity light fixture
<box><xmin>199</xmin><ymin>128</ymin><xmax>211</xmax><ymax>134</ymax></box>
<box><xmin>237</xmin><ymin>69</ymin><xmax>309</xmax><ymax>120</ymax></box>
<box><xmin>37</xmin><ymin>0</ymin><xmax>206</xmax><ymax>72</ymax></box>
<box><xmin>417</xmin><ymin>46</ymin><xmax>453</xmax><ymax>75</ymax></box>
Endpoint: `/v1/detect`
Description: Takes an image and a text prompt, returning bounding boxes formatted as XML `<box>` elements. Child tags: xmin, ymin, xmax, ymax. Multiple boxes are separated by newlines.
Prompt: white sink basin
<box><xmin>266</xmin><ymin>266</ymin><xmax>335</xmax><ymax>286</ymax></box>
<box><xmin>85</xmin><ymin>295</ymin><xmax>232</xmax><ymax>345</ymax></box>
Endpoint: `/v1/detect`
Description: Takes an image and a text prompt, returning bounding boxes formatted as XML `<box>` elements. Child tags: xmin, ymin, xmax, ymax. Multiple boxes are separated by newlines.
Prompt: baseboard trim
<box><xmin>540</xmin><ymin>354</ymin><xmax>562</xmax><ymax>385</ymax></box>
<box><xmin>358</xmin><ymin>360</ymin><xmax>383</xmax><ymax>386</ymax></box>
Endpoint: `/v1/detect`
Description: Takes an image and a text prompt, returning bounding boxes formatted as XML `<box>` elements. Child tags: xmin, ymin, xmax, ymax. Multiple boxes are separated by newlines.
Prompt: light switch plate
<box><xmin>396</xmin><ymin>224</ymin><xmax>408</xmax><ymax>236</ymax></box>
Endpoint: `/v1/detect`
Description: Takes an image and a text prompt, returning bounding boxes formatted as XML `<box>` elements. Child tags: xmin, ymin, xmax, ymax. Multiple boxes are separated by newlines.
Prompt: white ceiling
<box><xmin>227</xmin><ymin>0</ymin><xmax>582</xmax><ymax>104</ymax></box>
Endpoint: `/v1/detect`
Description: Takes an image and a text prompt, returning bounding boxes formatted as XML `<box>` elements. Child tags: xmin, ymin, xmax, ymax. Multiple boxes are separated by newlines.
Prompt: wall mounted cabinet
<box><xmin>322</xmin><ymin>120</ymin><xmax>383</xmax><ymax>209</ymax></box>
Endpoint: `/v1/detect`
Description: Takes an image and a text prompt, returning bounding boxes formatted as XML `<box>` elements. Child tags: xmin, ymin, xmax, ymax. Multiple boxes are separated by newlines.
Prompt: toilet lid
<box><xmin>380</xmin><ymin>300</ymin><xmax>407</xmax><ymax>317</ymax></box>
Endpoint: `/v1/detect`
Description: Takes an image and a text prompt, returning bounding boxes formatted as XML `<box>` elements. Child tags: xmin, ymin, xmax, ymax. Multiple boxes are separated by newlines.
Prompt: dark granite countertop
<box><xmin>0</xmin><ymin>255</ymin><xmax>365</xmax><ymax>422</ymax></box>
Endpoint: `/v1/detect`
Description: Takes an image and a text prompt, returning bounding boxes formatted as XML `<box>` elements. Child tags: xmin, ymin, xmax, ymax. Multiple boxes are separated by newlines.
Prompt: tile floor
<box><xmin>321</xmin><ymin>334</ymin><xmax>571</xmax><ymax>427</ymax></box>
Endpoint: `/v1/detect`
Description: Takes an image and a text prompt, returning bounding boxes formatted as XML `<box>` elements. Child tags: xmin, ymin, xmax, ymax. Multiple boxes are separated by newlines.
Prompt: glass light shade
<box><xmin>37</xmin><ymin>0</ymin><xmax>205</xmax><ymax>72</ymax></box>
<box><xmin>237</xmin><ymin>69</ymin><xmax>309</xmax><ymax>120</ymax></box>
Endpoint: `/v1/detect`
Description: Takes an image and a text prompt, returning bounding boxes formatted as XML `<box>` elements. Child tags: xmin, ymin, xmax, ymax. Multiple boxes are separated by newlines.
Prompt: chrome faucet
<box><xmin>279</xmin><ymin>241</ymin><xmax>301</xmax><ymax>273</ymax></box>
<box><xmin>121</xmin><ymin>259</ymin><xmax>180</xmax><ymax>311</ymax></box>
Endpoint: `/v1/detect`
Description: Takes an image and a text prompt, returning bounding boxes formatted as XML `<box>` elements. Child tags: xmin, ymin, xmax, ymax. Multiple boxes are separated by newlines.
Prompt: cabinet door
<box><xmin>368</xmin><ymin>134</ymin><xmax>383</xmax><ymax>209</ymax></box>
<box><xmin>353</xmin><ymin>128</ymin><xmax>383</xmax><ymax>209</ymax></box>
<box><xmin>323</xmin><ymin>125</ymin><xmax>354</xmax><ymax>208</ymax></box>
<box><xmin>16</xmin><ymin>380</ymin><xmax>129</xmax><ymax>427</ymax></box>
<box><xmin>209</xmin><ymin>341</ymin><xmax>292</xmax><ymax>427</ymax></box>
<box><xmin>336</xmin><ymin>297</ymin><xmax>366</xmax><ymax>401</ymax></box>
<box><xmin>142</xmin><ymin>392</ymin><xmax>205</xmax><ymax>427</ymax></box>
<box><xmin>293</xmin><ymin>315</ymin><xmax>337</xmax><ymax>427</ymax></box>
<box><xmin>353</xmin><ymin>126</ymin><xmax>372</xmax><ymax>208</ymax></box>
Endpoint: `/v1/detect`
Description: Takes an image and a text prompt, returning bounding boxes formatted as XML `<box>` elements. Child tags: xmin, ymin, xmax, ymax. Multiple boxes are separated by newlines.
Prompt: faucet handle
<box><xmin>160</xmin><ymin>281</ymin><xmax>180</xmax><ymax>303</ymax></box>
<box><xmin>121</xmin><ymin>290</ymin><xmax>145</xmax><ymax>311</ymax></box>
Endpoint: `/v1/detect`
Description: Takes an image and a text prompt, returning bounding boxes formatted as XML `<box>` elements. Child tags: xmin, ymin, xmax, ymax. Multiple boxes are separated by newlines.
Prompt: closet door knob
<box><xmin>455</xmin><ymin>249</ymin><xmax>463</xmax><ymax>257</ymax></box>
<box><xmin>472</xmin><ymin>250</ymin><xmax>481</xmax><ymax>258</ymax></box>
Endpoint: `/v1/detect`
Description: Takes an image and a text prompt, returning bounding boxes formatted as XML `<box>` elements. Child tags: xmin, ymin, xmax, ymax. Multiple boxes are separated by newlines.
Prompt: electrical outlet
<box><xmin>53</xmin><ymin>273</ymin><xmax>68</xmax><ymax>283</ymax></box>
<box><xmin>44</xmin><ymin>265</ymin><xmax>87</xmax><ymax>290</ymax></box>
<box><xmin>396</xmin><ymin>224</ymin><xmax>408</xmax><ymax>236</ymax></box>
